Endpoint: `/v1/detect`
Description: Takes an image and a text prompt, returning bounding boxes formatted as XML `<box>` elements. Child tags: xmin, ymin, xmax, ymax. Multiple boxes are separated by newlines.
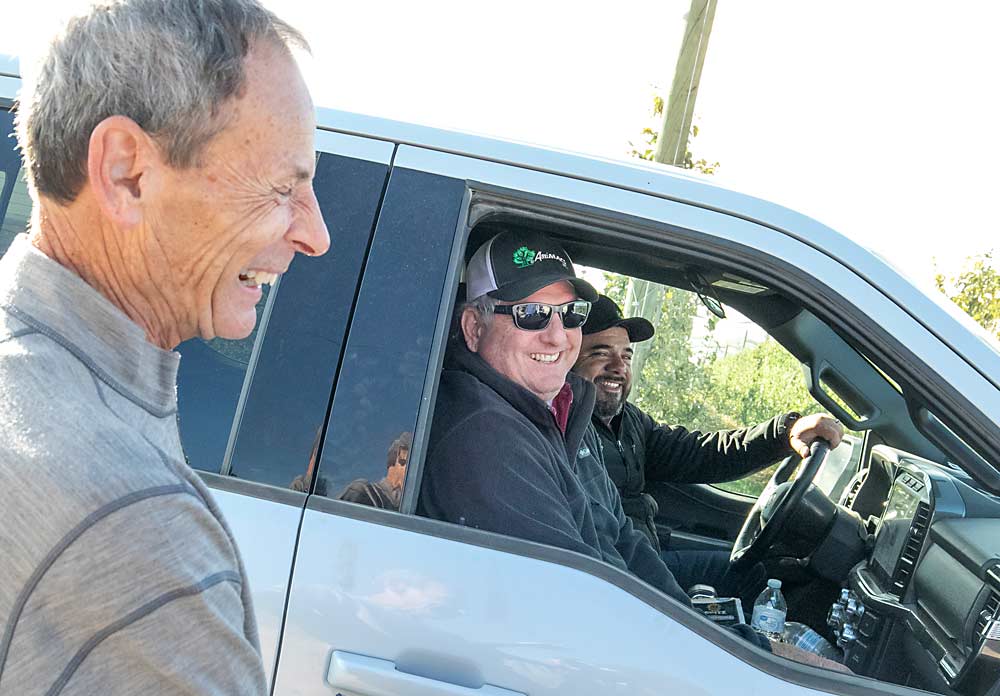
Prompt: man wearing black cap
<box><xmin>419</xmin><ymin>230</ymin><xmax>695</xmax><ymax>608</ymax></box>
<box><xmin>573</xmin><ymin>295</ymin><xmax>844</xmax><ymax>597</ymax></box>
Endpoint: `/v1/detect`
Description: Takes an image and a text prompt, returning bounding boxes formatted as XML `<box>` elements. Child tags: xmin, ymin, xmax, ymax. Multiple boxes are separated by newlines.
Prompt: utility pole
<box><xmin>654</xmin><ymin>0</ymin><xmax>718</xmax><ymax>167</ymax></box>
<box><xmin>630</xmin><ymin>0</ymin><xmax>718</xmax><ymax>385</ymax></box>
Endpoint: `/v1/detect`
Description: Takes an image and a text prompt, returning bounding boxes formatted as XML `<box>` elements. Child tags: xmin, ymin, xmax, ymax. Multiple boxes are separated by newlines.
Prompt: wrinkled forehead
<box><xmin>215</xmin><ymin>42</ymin><xmax>316</xmax><ymax>166</ymax></box>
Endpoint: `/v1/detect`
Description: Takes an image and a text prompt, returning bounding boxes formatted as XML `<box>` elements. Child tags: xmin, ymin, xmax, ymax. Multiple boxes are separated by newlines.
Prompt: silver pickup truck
<box><xmin>3</xmin><ymin>53</ymin><xmax>1000</xmax><ymax>696</ymax></box>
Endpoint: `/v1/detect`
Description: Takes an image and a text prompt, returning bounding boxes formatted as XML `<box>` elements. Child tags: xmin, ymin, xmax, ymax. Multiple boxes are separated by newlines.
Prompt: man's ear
<box><xmin>460</xmin><ymin>307</ymin><xmax>483</xmax><ymax>352</ymax></box>
<box><xmin>86</xmin><ymin>115</ymin><xmax>159</xmax><ymax>228</ymax></box>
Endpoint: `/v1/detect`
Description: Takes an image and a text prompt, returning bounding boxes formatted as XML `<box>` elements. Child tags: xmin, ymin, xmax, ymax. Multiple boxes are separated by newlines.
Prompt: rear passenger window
<box><xmin>222</xmin><ymin>143</ymin><xmax>391</xmax><ymax>489</ymax></box>
<box><xmin>313</xmin><ymin>168</ymin><xmax>466</xmax><ymax>509</ymax></box>
<box><xmin>181</xmin><ymin>146</ymin><xmax>389</xmax><ymax>485</ymax></box>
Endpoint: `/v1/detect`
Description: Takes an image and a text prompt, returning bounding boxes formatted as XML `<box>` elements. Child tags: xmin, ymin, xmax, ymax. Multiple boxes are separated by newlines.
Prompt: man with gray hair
<box><xmin>0</xmin><ymin>1</ymin><xmax>328</xmax><ymax>693</ymax></box>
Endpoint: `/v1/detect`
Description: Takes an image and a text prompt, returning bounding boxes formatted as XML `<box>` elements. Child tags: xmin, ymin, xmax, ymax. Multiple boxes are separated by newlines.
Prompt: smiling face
<box><xmin>147</xmin><ymin>39</ymin><xmax>330</xmax><ymax>341</ymax></box>
<box><xmin>573</xmin><ymin>326</ymin><xmax>633</xmax><ymax>425</ymax></box>
<box><xmin>463</xmin><ymin>281</ymin><xmax>582</xmax><ymax>402</ymax></box>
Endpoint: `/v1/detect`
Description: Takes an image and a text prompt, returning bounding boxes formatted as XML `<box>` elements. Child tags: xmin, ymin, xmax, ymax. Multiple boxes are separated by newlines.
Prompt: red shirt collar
<box><xmin>548</xmin><ymin>382</ymin><xmax>574</xmax><ymax>435</ymax></box>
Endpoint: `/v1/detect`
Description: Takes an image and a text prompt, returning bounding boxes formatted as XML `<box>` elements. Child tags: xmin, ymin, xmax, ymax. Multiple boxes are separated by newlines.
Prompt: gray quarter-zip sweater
<box><xmin>0</xmin><ymin>235</ymin><xmax>266</xmax><ymax>695</ymax></box>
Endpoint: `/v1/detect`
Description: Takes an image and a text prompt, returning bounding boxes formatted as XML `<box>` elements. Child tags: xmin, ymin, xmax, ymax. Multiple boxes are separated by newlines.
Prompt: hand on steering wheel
<box><xmin>729</xmin><ymin>438</ymin><xmax>831</xmax><ymax>571</ymax></box>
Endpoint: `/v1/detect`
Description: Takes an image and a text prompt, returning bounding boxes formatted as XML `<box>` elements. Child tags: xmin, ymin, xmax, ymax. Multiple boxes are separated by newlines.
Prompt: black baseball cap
<box><xmin>582</xmin><ymin>295</ymin><xmax>655</xmax><ymax>342</ymax></box>
<box><xmin>466</xmin><ymin>230</ymin><xmax>598</xmax><ymax>303</ymax></box>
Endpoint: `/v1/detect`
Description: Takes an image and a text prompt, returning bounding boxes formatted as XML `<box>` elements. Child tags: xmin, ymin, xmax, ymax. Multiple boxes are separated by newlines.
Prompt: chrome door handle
<box><xmin>326</xmin><ymin>651</ymin><xmax>527</xmax><ymax>696</ymax></box>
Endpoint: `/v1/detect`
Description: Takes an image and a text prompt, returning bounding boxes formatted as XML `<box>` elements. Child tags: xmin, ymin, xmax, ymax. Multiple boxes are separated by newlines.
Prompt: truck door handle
<box><xmin>326</xmin><ymin>650</ymin><xmax>527</xmax><ymax>696</ymax></box>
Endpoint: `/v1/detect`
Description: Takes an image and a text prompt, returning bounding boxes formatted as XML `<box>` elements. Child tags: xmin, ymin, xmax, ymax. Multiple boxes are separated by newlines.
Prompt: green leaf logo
<box><xmin>513</xmin><ymin>246</ymin><xmax>537</xmax><ymax>268</ymax></box>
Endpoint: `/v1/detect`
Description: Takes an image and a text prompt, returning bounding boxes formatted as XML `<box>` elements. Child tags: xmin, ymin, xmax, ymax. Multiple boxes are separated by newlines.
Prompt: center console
<box><xmin>821</xmin><ymin>446</ymin><xmax>1000</xmax><ymax>695</ymax></box>
<box><xmin>828</xmin><ymin>465</ymin><xmax>934</xmax><ymax>675</ymax></box>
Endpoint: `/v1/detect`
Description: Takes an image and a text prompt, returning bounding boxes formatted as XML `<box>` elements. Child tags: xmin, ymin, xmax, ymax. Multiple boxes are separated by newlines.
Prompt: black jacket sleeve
<box><xmin>338</xmin><ymin>479</ymin><xmax>392</xmax><ymax>508</ymax></box>
<box><xmin>338</xmin><ymin>479</ymin><xmax>374</xmax><ymax>504</ymax></box>
<box><xmin>641</xmin><ymin>409</ymin><xmax>795</xmax><ymax>485</ymax></box>
<box><xmin>601</xmin><ymin>470</ymin><xmax>691</xmax><ymax>603</ymax></box>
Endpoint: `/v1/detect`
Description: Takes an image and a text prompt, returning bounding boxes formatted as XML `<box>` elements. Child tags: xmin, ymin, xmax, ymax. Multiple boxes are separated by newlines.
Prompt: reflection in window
<box><xmin>335</xmin><ymin>432</ymin><xmax>411</xmax><ymax>511</ymax></box>
<box><xmin>313</xmin><ymin>168</ymin><xmax>466</xmax><ymax>507</ymax></box>
<box><xmin>176</xmin><ymin>284</ymin><xmax>273</xmax><ymax>473</ymax></box>
<box><xmin>289</xmin><ymin>428</ymin><xmax>324</xmax><ymax>495</ymax></box>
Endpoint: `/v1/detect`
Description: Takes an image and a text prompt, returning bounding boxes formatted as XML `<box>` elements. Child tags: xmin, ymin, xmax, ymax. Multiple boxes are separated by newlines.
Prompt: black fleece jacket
<box><xmin>418</xmin><ymin>342</ymin><xmax>690</xmax><ymax>605</ymax></box>
<box><xmin>419</xmin><ymin>343</ymin><xmax>771</xmax><ymax>650</ymax></box>
<box><xmin>595</xmin><ymin>402</ymin><xmax>796</xmax><ymax>550</ymax></box>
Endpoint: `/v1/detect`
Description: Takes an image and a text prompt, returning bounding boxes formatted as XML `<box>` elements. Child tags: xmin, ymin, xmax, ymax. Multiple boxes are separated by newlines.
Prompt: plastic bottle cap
<box><xmin>767</xmin><ymin>579</ymin><xmax>782</xmax><ymax>589</ymax></box>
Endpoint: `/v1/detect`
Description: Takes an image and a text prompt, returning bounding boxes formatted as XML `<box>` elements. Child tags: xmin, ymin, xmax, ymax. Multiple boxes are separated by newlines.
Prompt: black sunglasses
<box><xmin>493</xmin><ymin>300</ymin><xmax>592</xmax><ymax>331</ymax></box>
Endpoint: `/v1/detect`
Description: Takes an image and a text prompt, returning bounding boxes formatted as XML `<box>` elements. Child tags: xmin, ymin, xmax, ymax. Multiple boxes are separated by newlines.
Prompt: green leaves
<box><xmin>603</xmin><ymin>273</ymin><xmax>817</xmax><ymax>433</ymax></box>
<box><xmin>627</xmin><ymin>92</ymin><xmax>719</xmax><ymax>173</ymax></box>
<box><xmin>601</xmin><ymin>272</ymin><xmax>836</xmax><ymax>497</ymax></box>
<box><xmin>936</xmin><ymin>251</ymin><xmax>1000</xmax><ymax>340</ymax></box>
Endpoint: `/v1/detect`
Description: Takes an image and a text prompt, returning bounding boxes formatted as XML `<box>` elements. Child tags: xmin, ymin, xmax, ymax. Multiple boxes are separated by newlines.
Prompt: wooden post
<box><xmin>654</xmin><ymin>0</ymin><xmax>718</xmax><ymax>166</ymax></box>
<box><xmin>631</xmin><ymin>0</ymin><xmax>717</xmax><ymax>385</ymax></box>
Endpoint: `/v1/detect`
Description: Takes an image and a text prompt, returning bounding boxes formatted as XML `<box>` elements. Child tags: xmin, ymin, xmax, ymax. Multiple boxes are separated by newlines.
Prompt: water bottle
<box><xmin>751</xmin><ymin>578</ymin><xmax>787</xmax><ymax>640</ymax></box>
<box><xmin>782</xmin><ymin>621</ymin><xmax>843</xmax><ymax>660</ymax></box>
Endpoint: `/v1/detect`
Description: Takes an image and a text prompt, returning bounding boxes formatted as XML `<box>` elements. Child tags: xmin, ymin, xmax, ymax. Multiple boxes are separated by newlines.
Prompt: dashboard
<box><xmin>832</xmin><ymin>445</ymin><xmax>1000</xmax><ymax>694</ymax></box>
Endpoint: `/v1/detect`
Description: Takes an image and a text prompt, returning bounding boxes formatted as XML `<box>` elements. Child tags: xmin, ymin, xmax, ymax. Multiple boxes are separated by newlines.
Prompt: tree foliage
<box><xmin>630</xmin><ymin>288</ymin><xmax>713</xmax><ymax>428</ymax></box>
<box><xmin>935</xmin><ymin>251</ymin><xmax>1000</xmax><ymax>340</ymax></box>
<box><xmin>602</xmin><ymin>269</ymin><xmax>827</xmax><ymax>496</ymax></box>
<box><xmin>703</xmin><ymin>339</ymin><xmax>820</xmax><ymax>430</ymax></box>
<box><xmin>627</xmin><ymin>93</ymin><xmax>719</xmax><ymax>174</ymax></box>
<box><xmin>602</xmin><ymin>272</ymin><xmax>818</xmax><ymax>435</ymax></box>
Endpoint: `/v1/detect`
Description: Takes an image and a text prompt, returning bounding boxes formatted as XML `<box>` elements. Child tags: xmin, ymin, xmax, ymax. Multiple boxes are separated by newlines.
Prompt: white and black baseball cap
<box><xmin>465</xmin><ymin>230</ymin><xmax>598</xmax><ymax>303</ymax></box>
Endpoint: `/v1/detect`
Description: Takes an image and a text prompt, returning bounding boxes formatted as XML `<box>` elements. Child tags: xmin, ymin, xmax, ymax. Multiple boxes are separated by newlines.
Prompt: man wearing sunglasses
<box><xmin>421</xmin><ymin>230</ymin><xmax>705</xmax><ymax>610</ymax></box>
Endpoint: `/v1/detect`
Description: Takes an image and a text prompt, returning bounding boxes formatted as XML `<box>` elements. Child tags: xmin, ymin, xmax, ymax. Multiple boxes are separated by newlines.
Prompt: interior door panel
<box><xmin>649</xmin><ymin>481</ymin><xmax>756</xmax><ymax>548</ymax></box>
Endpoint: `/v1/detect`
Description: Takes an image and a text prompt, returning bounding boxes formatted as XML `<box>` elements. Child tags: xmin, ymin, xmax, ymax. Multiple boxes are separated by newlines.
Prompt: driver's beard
<box><xmin>593</xmin><ymin>390</ymin><xmax>625</xmax><ymax>422</ymax></box>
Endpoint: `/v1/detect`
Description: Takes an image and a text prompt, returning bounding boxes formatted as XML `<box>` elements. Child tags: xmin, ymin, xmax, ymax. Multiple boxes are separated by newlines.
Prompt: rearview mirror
<box><xmin>686</xmin><ymin>270</ymin><xmax>726</xmax><ymax>319</ymax></box>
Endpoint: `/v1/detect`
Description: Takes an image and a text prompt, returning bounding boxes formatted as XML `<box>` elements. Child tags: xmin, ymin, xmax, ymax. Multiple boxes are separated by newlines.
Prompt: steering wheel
<box><xmin>729</xmin><ymin>438</ymin><xmax>831</xmax><ymax>571</ymax></box>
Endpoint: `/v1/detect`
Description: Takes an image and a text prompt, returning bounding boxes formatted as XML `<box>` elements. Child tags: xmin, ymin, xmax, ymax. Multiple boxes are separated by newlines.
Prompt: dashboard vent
<box><xmin>844</xmin><ymin>478</ymin><xmax>865</xmax><ymax>508</ymax></box>
<box><xmin>891</xmin><ymin>501</ymin><xmax>932</xmax><ymax>595</ymax></box>
<box><xmin>976</xmin><ymin>585</ymin><xmax>1000</xmax><ymax>645</ymax></box>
